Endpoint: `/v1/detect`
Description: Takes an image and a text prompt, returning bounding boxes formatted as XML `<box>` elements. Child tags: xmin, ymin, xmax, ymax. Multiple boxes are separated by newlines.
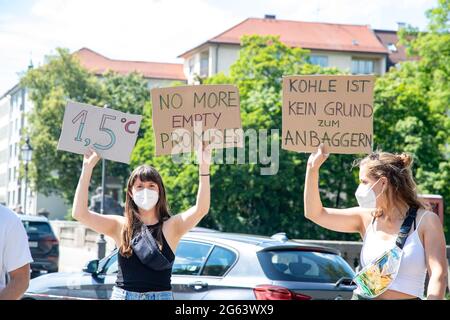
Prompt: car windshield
<box><xmin>22</xmin><ymin>221</ymin><xmax>52</xmax><ymax>235</ymax></box>
<box><xmin>258</xmin><ymin>249</ymin><xmax>355</xmax><ymax>283</ymax></box>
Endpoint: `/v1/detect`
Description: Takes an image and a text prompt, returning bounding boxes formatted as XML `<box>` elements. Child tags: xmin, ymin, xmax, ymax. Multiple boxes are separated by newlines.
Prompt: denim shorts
<box><xmin>111</xmin><ymin>286</ymin><xmax>174</xmax><ymax>300</ymax></box>
<box><xmin>351</xmin><ymin>293</ymin><xmax>421</xmax><ymax>300</ymax></box>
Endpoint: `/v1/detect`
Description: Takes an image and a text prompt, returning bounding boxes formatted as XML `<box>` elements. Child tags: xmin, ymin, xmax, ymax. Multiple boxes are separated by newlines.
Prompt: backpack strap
<box><xmin>395</xmin><ymin>207</ymin><xmax>418</xmax><ymax>249</ymax></box>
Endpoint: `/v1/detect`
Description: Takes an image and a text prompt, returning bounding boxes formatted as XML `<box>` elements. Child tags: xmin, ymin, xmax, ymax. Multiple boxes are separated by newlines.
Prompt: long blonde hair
<box><xmin>354</xmin><ymin>151</ymin><xmax>427</xmax><ymax>218</ymax></box>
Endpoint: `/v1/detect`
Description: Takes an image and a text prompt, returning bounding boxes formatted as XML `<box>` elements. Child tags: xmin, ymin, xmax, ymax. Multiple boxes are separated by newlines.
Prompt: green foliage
<box><xmin>132</xmin><ymin>35</ymin><xmax>357</xmax><ymax>240</ymax></box>
<box><xmin>21</xmin><ymin>48</ymin><xmax>149</xmax><ymax>206</ymax></box>
<box><xmin>387</xmin><ymin>0</ymin><xmax>450</xmax><ymax>236</ymax></box>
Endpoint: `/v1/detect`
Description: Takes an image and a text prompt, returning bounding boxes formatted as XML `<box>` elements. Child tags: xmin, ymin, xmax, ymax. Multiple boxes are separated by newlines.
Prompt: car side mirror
<box><xmin>83</xmin><ymin>259</ymin><xmax>99</xmax><ymax>274</ymax></box>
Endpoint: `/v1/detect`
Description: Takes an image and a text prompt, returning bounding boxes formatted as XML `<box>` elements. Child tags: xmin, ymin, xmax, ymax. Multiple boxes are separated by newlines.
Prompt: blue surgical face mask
<box><xmin>355</xmin><ymin>178</ymin><xmax>383</xmax><ymax>208</ymax></box>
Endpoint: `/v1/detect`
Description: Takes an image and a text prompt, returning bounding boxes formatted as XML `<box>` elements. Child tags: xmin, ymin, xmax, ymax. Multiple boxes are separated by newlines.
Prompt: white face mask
<box><xmin>355</xmin><ymin>178</ymin><xmax>383</xmax><ymax>208</ymax></box>
<box><xmin>132</xmin><ymin>188</ymin><xmax>159</xmax><ymax>211</ymax></box>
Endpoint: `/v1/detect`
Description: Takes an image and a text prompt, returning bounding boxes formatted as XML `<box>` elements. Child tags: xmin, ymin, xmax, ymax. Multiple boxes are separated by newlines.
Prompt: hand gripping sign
<box><xmin>282</xmin><ymin>75</ymin><xmax>375</xmax><ymax>154</ymax></box>
<box><xmin>151</xmin><ymin>85</ymin><xmax>243</xmax><ymax>156</ymax></box>
<box><xmin>57</xmin><ymin>101</ymin><xmax>142</xmax><ymax>164</ymax></box>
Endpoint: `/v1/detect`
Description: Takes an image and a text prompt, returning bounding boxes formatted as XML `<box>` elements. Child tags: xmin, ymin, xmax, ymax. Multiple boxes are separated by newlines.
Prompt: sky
<box><xmin>0</xmin><ymin>0</ymin><xmax>437</xmax><ymax>95</ymax></box>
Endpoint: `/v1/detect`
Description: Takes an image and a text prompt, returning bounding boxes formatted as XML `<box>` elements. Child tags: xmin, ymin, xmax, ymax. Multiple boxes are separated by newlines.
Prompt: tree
<box><xmin>132</xmin><ymin>35</ymin><xmax>359</xmax><ymax>240</ymax></box>
<box><xmin>381</xmin><ymin>0</ymin><xmax>450</xmax><ymax>236</ymax></box>
<box><xmin>21</xmin><ymin>48</ymin><xmax>150</xmax><ymax>208</ymax></box>
<box><xmin>133</xmin><ymin>23</ymin><xmax>449</xmax><ymax>242</ymax></box>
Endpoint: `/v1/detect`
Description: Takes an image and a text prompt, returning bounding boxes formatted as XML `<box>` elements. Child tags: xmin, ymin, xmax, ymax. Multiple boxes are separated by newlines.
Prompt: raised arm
<box><xmin>72</xmin><ymin>149</ymin><xmax>124</xmax><ymax>243</ymax></box>
<box><xmin>171</xmin><ymin>142</ymin><xmax>212</xmax><ymax>237</ymax></box>
<box><xmin>423</xmin><ymin>212</ymin><xmax>448</xmax><ymax>300</ymax></box>
<box><xmin>304</xmin><ymin>144</ymin><xmax>366</xmax><ymax>235</ymax></box>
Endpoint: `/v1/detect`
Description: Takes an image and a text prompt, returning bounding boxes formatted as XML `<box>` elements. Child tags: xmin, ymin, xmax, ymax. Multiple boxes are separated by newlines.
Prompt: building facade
<box><xmin>179</xmin><ymin>16</ymin><xmax>390</xmax><ymax>83</ymax></box>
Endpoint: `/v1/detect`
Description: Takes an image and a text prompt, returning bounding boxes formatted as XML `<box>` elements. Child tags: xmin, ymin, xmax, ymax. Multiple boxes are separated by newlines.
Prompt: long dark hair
<box><xmin>119</xmin><ymin>165</ymin><xmax>171</xmax><ymax>258</ymax></box>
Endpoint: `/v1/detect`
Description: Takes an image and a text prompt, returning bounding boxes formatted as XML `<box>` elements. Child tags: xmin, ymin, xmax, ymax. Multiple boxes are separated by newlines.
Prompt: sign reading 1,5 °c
<box><xmin>57</xmin><ymin>101</ymin><xmax>142</xmax><ymax>164</ymax></box>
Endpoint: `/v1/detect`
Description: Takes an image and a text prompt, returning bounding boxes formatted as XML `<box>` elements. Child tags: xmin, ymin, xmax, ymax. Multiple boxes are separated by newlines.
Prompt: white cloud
<box><xmin>0</xmin><ymin>0</ymin><xmax>437</xmax><ymax>94</ymax></box>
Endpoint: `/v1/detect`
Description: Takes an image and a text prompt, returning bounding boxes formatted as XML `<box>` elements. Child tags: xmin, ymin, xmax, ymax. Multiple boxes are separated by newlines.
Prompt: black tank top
<box><xmin>116</xmin><ymin>224</ymin><xmax>175</xmax><ymax>292</ymax></box>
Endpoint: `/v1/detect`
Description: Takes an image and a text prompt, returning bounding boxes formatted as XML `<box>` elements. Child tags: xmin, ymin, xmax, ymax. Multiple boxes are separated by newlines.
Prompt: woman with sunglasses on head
<box><xmin>72</xmin><ymin>142</ymin><xmax>212</xmax><ymax>300</ymax></box>
<box><xmin>304</xmin><ymin>144</ymin><xmax>447</xmax><ymax>300</ymax></box>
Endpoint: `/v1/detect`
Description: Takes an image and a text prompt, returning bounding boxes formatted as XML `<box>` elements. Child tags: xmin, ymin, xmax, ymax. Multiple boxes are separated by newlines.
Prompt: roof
<box><xmin>373</xmin><ymin>29</ymin><xmax>413</xmax><ymax>66</ymax></box>
<box><xmin>0</xmin><ymin>83</ymin><xmax>21</xmax><ymax>100</ymax></box>
<box><xmin>184</xmin><ymin>230</ymin><xmax>340</xmax><ymax>255</ymax></box>
<box><xmin>18</xmin><ymin>214</ymin><xmax>49</xmax><ymax>222</ymax></box>
<box><xmin>179</xmin><ymin>18</ymin><xmax>389</xmax><ymax>58</ymax></box>
<box><xmin>74</xmin><ymin>48</ymin><xmax>186</xmax><ymax>81</ymax></box>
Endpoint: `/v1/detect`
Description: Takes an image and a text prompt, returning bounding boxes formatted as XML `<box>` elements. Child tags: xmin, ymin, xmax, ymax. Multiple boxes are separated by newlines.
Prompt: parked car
<box><xmin>19</xmin><ymin>215</ymin><xmax>59</xmax><ymax>277</ymax></box>
<box><xmin>24</xmin><ymin>229</ymin><xmax>355</xmax><ymax>300</ymax></box>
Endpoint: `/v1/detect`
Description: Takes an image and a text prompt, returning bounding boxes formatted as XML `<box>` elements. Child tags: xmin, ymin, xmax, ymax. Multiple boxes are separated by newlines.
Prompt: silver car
<box><xmin>24</xmin><ymin>229</ymin><xmax>356</xmax><ymax>300</ymax></box>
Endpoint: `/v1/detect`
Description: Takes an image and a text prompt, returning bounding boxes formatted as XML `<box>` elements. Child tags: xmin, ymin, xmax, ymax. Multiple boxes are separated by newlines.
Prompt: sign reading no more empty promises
<box><xmin>151</xmin><ymin>85</ymin><xmax>243</xmax><ymax>156</ymax></box>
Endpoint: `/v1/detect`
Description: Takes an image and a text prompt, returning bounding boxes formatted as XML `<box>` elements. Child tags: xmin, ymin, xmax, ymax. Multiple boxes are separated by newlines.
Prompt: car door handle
<box><xmin>188</xmin><ymin>281</ymin><xmax>208</xmax><ymax>290</ymax></box>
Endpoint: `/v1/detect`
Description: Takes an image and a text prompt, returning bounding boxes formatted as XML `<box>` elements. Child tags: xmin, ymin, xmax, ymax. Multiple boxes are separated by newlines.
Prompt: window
<box><xmin>22</xmin><ymin>221</ymin><xmax>53</xmax><ymax>235</ymax></box>
<box><xmin>351</xmin><ymin>59</ymin><xmax>374</xmax><ymax>74</ymax></box>
<box><xmin>11</xmin><ymin>94</ymin><xmax>17</xmax><ymax>110</ymax></box>
<box><xmin>387</xmin><ymin>43</ymin><xmax>398</xmax><ymax>52</ymax></box>
<box><xmin>20</xmin><ymin>89</ymin><xmax>25</xmax><ymax>111</ymax></box>
<box><xmin>188</xmin><ymin>58</ymin><xmax>195</xmax><ymax>74</ymax></box>
<box><xmin>309</xmin><ymin>55</ymin><xmax>329</xmax><ymax>68</ymax></box>
<box><xmin>201</xmin><ymin>246</ymin><xmax>237</xmax><ymax>277</ymax></box>
<box><xmin>172</xmin><ymin>241</ymin><xmax>213</xmax><ymax>275</ymax></box>
<box><xmin>103</xmin><ymin>254</ymin><xmax>119</xmax><ymax>275</ymax></box>
<box><xmin>257</xmin><ymin>250</ymin><xmax>355</xmax><ymax>283</ymax></box>
<box><xmin>200</xmin><ymin>51</ymin><xmax>209</xmax><ymax>77</ymax></box>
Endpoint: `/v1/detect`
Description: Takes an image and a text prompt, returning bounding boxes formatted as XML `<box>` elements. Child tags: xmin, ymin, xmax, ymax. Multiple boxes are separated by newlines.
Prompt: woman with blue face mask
<box><xmin>71</xmin><ymin>142</ymin><xmax>212</xmax><ymax>300</ymax></box>
<box><xmin>304</xmin><ymin>144</ymin><xmax>447</xmax><ymax>300</ymax></box>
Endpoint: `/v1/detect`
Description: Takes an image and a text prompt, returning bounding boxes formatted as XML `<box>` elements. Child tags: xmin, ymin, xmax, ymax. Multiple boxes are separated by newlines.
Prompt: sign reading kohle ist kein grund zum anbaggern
<box><xmin>282</xmin><ymin>75</ymin><xmax>375</xmax><ymax>154</ymax></box>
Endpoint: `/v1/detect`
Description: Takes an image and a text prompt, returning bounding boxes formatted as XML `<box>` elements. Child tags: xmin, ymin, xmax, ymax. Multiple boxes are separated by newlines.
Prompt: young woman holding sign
<box><xmin>304</xmin><ymin>144</ymin><xmax>447</xmax><ymax>300</ymax></box>
<box><xmin>72</xmin><ymin>142</ymin><xmax>212</xmax><ymax>300</ymax></box>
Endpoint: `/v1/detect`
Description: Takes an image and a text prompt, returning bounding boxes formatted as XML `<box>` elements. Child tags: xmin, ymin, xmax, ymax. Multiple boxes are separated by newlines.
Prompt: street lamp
<box><xmin>96</xmin><ymin>156</ymin><xmax>107</xmax><ymax>260</ymax></box>
<box><xmin>21</xmin><ymin>137</ymin><xmax>32</xmax><ymax>215</ymax></box>
<box><xmin>96</xmin><ymin>104</ymin><xmax>109</xmax><ymax>260</ymax></box>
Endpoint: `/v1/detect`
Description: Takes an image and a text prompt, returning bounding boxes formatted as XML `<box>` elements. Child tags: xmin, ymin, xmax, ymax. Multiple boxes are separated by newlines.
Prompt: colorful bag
<box><xmin>353</xmin><ymin>207</ymin><xmax>418</xmax><ymax>299</ymax></box>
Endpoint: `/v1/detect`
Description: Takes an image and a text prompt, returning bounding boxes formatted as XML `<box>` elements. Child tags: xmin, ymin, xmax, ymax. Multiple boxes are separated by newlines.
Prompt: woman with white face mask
<box><xmin>304</xmin><ymin>144</ymin><xmax>447</xmax><ymax>300</ymax></box>
<box><xmin>71</xmin><ymin>142</ymin><xmax>212</xmax><ymax>300</ymax></box>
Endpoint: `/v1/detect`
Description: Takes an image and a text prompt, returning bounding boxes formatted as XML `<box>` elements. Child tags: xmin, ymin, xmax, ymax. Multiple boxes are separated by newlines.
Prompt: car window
<box><xmin>201</xmin><ymin>246</ymin><xmax>236</xmax><ymax>277</ymax></box>
<box><xmin>22</xmin><ymin>221</ymin><xmax>53</xmax><ymax>235</ymax></box>
<box><xmin>172</xmin><ymin>241</ymin><xmax>213</xmax><ymax>275</ymax></box>
<box><xmin>257</xmin><ymin>250</ymin><xmax>355</xmax><ymax>283</ymax></box>
<box><xmin>103</xmin><ymin>253</ymin><xmax>118</xmax><ymax>275</ymax></box>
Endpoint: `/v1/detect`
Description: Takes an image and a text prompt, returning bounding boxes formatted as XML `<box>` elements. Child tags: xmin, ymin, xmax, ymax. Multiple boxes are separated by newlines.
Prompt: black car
<box><xmin>19</xmin><ymin>215</ymin><xmax>59</xmax><ymax>277</ymax></box>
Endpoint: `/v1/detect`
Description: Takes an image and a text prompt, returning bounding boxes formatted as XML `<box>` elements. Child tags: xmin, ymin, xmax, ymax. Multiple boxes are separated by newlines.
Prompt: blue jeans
<box><xmin>111</xmin><ymin>286</ymin><xmax>174</xmax><ymax>300</ymax></box>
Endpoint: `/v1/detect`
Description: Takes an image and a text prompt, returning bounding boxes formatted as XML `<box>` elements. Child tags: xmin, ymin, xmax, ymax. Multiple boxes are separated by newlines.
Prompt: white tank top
<box><xmin>359</xmin><ymin>211</ymin><xmax>430</xmax><ymax>298</ymax></box>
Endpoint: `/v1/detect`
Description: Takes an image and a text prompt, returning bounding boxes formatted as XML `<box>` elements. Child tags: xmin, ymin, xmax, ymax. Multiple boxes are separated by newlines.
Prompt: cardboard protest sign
<box><xmin>282</xmin><ymin>75</ymin><xmax>375</xmax><ymax>154</ymax></box>
<box><xmin>151</xmin><ymin>85</ymin><xmax>243</xmax><ymax>156</ymax></box>
<box><xmin>57</xmin><ymin>101</ymin><xmax>142</xmax><ymax>164</ymax></box>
